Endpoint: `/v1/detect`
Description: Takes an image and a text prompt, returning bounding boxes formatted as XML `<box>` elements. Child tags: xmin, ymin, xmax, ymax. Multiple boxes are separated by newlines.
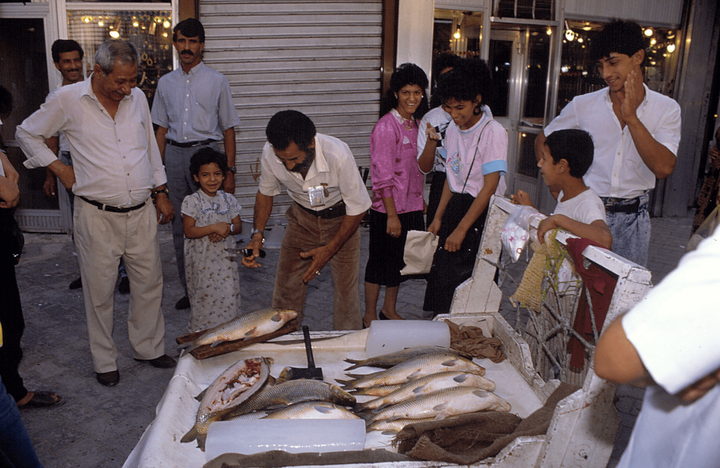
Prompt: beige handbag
<box><xmin>400</xmin><ymin>230</ymin><xmax>439</xmax><ymax>275</ymax></box>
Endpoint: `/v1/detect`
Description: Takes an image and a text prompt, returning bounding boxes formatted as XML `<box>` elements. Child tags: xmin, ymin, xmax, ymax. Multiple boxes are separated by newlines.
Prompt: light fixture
<box><xmin>163</xmin><ymin>20</ymin><xmax>171</xmax><ymax>29</ymax></box>
<box><xmin>644</xmin><ymin>28</ymin><xmax>653</xmax><ymax>37</ymax></box>
<box><xmin>564</xmin><ymin>20</ymin><xmax>575</xmax><ymax>41</ymax></box>
<box><xmin>454</xmin><ymin>28</ymin><xmax>461</xmax><ymax>39</ymax></box>
<box><xmin>667</xmin><ymin>43</ymin><xmax>676</xmax><ymax>53</ymax></box>
<box><xmin>650</xmin><ymin>38</ymin><xmax>657</xmax><ymax>45</ymax></box>
<box><xmin>577</xmin><ymin>37</ymin><xmax>583</xmax><ymax>43</ymax></box>
<box><xmin>546</xmin><ymin>27</ymin><xmax>552</xmax><ymax>36</ymax></box>
<box><xmin>109</xmin><ymin>30</ymin><xmax>120</xmax><ymax>39</ymax></box>
<box><xmin>133</xmin><ymin>21</ymin><xmax>139</xmax><ymax>28</ymax></box>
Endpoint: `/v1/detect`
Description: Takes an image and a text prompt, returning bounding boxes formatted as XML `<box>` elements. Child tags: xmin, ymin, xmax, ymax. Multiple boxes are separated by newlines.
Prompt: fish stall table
<box><xmin>123</xmin><ymin>314</ymin><xmax>549</xmax><ymax>468</ymax></box>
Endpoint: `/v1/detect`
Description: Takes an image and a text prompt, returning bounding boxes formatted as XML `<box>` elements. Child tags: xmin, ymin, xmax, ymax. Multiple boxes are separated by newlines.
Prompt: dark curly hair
<box><xmin>435</xmin><ymin>58</ymin><xmax>493</xmax><ymax>110</ymax></box>
<box><xmin>544</xmin><ymin>129</ymin><xmax>595</xmax><ymax>178</ymax></box>
<box><xmin>265</xmin><ymin>110</ymin><xmax>317</xmax><ymax>152</ymax></box>
<box><xmin>379</xmin><ymin>63</ymin><xmax>430</xmax><ymax>119</ymax></box>
<box><xmin>189</xmin><ymin>147</ymin><xmax>228</xmax><ymax>183</ymax></box>
<box><xmin>589</xmin><ymin>20</ymin><xmax>647</xmax><ymax>63</ymax></box>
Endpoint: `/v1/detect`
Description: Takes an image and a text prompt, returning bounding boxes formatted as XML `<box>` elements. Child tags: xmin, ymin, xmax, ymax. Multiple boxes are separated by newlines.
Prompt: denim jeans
<box><xmin>0</xmin><ymin>377</ymin><xmax>43</xmax><ymax>468</ymax></box>
<box><xmin>604</xmin><ymin>193</ymin><xmax>650</xmax><ymax>267</ymax></box>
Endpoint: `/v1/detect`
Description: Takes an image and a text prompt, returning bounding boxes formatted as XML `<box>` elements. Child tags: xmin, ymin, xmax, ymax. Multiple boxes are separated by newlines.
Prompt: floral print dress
<box><xmin>182</xmin><ymin>189</ymin><xmax>242</xmax><ymax>332</ymax></box>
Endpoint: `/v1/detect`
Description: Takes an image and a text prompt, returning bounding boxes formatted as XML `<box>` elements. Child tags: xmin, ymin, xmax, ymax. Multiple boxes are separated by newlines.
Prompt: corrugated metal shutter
<box><xmin>199</xmin><ymin>0</ymin><xmax>383</xmax><ymax>220</ymax></box>
<box><xmin>564</xmin><ymin>0</ymin><xmax>684</xmax><ymax>28</ymax></box>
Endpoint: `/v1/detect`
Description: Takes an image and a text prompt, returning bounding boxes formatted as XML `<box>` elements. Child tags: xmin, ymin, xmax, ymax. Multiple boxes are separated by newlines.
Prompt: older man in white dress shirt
<box><xmin>17</xmin><ymin>40</ymin><xmax>176</xmax><ymax>387</ymax></box>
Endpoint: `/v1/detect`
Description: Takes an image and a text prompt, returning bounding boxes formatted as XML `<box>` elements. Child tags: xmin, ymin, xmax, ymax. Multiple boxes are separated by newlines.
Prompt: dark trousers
<box><xmin>0</xmin><ymin>209</ymin><xmax>27</xmax><ymax>403</ymax></box>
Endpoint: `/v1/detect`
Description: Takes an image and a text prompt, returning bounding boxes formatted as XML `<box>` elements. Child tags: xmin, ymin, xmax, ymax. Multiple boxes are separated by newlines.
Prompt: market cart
<box><xmin>124</xmin><ymin>195</ymin><xmax>652</xmax><ymax>468</ymax></box>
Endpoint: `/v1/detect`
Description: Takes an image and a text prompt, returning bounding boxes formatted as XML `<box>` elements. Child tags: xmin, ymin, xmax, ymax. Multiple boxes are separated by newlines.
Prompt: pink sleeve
<box><xmin>369</xmin><ymin>116</ymin><xmax>400</xmax><ymax>199</ymax></box>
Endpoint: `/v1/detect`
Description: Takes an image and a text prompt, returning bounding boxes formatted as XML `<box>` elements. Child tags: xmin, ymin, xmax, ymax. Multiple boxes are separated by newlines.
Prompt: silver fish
<box><xmin>344</xmin><ymin>346</ymin><xmax>473</xmax><ymax>371</ymax></box>
<box><xmin>366</xmin><ymin>417</ymin><xmax>435</xmax><ymax>434</ymax></box>
<box><xmin>337</xmin><ymin>352</ymin><xmax>485</xmax><ymax>389</ymax></box>
<box><xmin>355</xmin><ymin>371</ymin><xmax>496</xmax><ymax>412</ymax></box>
<box><xmin>224</xmin><ymin>379</ymin><xmax>356</xmax><ymax>419</ymax></box>
<box><xmin>363</xmin><ymin>387</ymin><xmax>512</xmax><ymax>425</ymax></box>
<box><xmin>181</xmin><ymin>356</ymin><xmax>272</xmax><ymax>451</ymax></box>
<box><xmin>179</xmin><ymin>308</ymin><xmax>297</xmax><ymax>352</ymax></box>
<box><xmin>262</xmin><ymin>401</ymin><xmax>361</xmax><ymax>420</ymax></box>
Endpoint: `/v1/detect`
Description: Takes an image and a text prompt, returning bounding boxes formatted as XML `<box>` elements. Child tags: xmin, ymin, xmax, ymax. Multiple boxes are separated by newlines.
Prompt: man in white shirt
<box><xmin>242</xmin><ymin>110</ymin><xmax>371</xmax><ymax>330</ymax></box>
<box><xmin>152</xmin><ymin>18</ymin><xmax>241</xmax><ymax>310</ymax></box>
<box><xmin>16</xmin><ymin>40</ymin><xmax>176</xmax><ymax>387</ymax></box>
<box><xmin>535</xmin><ymin>20</ymin><xmax>681</xmax><ymax>266</ymax></box>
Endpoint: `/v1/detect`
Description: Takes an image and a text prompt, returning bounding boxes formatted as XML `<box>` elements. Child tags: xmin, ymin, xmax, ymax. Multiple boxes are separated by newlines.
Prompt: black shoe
<box><xmin>69</xmin><ymin>277</ymin><xmax>83</xmax><ymax>290</ymax></box>
<box><xmin>118</xmin><ymin>276</ymin><xmax>130</xmax><ymax>294</ymax></box>
<box><xmin>135</xmin><ymin>354</ymin><xmax>176</xmax><ymax>369</ymax></box>
<box><xmin>96</xmin><ymin>371</ymin><xmax>120</xmax><ymax>387</ymax></box>
<box><xmin>175</xmin><ymin>296</ymin><xmax>190</xmax><ymax>310</ymax></box>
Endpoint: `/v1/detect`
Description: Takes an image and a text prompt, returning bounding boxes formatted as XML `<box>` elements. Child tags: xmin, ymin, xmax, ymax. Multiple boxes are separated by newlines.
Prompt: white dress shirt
<box><xmin>544</xmin><ymin>84</ymin><xmax>681</xmax><ymax>199</ymax></box>
<box><xmin>258</xmin><ymin>133</ymin><xmax>371</xmax><ymax>216</ymax></box>
<box><xmin>17</xmin><ymin>76</ymin><xmax>167</xmax><ymax>207</ymax></box>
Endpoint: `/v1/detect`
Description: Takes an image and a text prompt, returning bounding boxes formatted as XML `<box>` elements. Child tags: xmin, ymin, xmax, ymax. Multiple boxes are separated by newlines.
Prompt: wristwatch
<box><xmin>230</xmin><ymin>223</ymin><xmax>235</xmax><ymax>234</ymax></box>
<box><xmin>227</xmin><ymin>166</ymin><xmax>237</xmax><ymax>174</ymax></box>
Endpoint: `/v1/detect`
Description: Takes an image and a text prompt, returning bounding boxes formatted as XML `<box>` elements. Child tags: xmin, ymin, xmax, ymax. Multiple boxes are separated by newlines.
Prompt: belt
<box><xmin>600</xmin><ymin>196</ymin><xmax>642</xmax><ymax>214</ymax></box>
<box><xmin>166</xmin><ymin>138</ymin><xmax>216</xmax><ymax>148</ymax></box>
<box><xmin>80</xmin><ymin>196</ymin><xmax>148</xmax><ymax>213</ymax></box>
<box><xmin>296</xmin><ymin>201</ymin><xmax>346</xmax><ymax>219</ymax></box>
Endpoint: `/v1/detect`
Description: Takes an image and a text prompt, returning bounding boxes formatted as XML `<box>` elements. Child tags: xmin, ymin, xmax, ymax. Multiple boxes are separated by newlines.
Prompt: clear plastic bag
<box><xmin>502</xmin><ymin>206</ymin><xmax>541</xmax><ymax>262</ymax></box>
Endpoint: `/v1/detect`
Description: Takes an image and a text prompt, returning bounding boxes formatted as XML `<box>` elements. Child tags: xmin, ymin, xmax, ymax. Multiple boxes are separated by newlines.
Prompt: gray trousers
<box><xmin>164</xmin><ymin>142</ymin><xmax>220</xmax><ymax>294</ymax></box>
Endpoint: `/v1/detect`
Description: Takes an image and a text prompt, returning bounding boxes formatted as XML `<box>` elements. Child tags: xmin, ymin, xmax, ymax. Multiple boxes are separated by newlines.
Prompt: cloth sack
<box><xmin>400</xmin><ymin>230</ymin><xmax>438</xmax><ymax>275</ymax></box>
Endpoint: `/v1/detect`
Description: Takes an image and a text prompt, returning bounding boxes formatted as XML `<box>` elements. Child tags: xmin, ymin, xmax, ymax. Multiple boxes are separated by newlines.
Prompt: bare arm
<box><xmin>538</xmin><ymin>216</ymin><xmax>612</xmax><ymax>249</ymax></box>
<box><xmin>418</xmin><ymin>123</ymin><xmax>440</xmax><ymax>173</ymax></box>
<box><xmin>0</xmin><ymin>175</ymin><xmax>20</xmax><ymax>209</ymax></box>
<box><xmin>428</xmin><ymin>179</ymin><xmax>453</xmax><ymax>235</ymax></box>
<box><xmin>223</xmin><ymin>127</ymin><xmax>237</xmax><ymax>194</ymax></box>
<box><xmin>534</xmin><ymin>131</ymin><xmax>547</xmax><ymax>163</ymax></box>
<box><xmin>47</xmin><ymin>159</ymin><xmax>75</xmax><ymax>190</ymax></box>
<box><xmin>241</xmin><ymin>191</ymin><xmax>273</xmax><ymax>269</ymax></box>
<box><xmin>594</xmin><ymin>316</ymin><xmax>651</xmax><ymax>386</ymax></box>
<box><xmin>155</xmin><ymin>126</ymin><xmax>168</xmax><ymax>163</ymax></box>
<box><xmin>621</xmin><ymin>70</ymin><xmax>676</xmax><ymax>179</ymax></box>
<box><xmin>381</xmin><ymin>196</ymin><xmax>401</xmax><ymax>238</ymax></box>
<box><xmin>0</xmin><ymin>152</ymin><xmax>19</xmax><ymax>185</ymax></box>
<box><xmin>299</xmin><ymin>212</ymin><xmax>365</xmax><ymax>283</ymax></box>
<box><xmin>43</xmin><ymin>136</ymin><xmax>60</xmax><ymax>198</ymax></box>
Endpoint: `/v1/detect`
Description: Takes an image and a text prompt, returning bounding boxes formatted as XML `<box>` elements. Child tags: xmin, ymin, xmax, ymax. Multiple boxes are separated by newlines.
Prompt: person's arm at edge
<box><xmin>418</xmin><ymin>123</ymin><xmax>439</xmax><ymax>173</ymax></box>
<box><xmin>428</xmin><ymin>179</ymin><xmax>452</xmax><ymax>235</ymax></box>
<box><xmin>222</xmin><ymin>126</ymin><xmax>236</xmax><ymax>194</ymax></box>
<box><xmin>43</xmin><ymin>136</ymin><xmax>59</xmax><ymax>197</ymax></box>
<box><xmin>594</xmin><ymin>316</ymin><xmax>652</xmax><ymax>386</ymax></box>
<box><xmin>0</xmin><ymin>174</ymin><xmax>20</xmax><ymax>208</ymax></box>
<box><xmin>155</xmin><ymin>126</ymin><xmax>168</xmax><ymax>163</ymax></box>
<box><xmin>0</xmin><ymin>151</ymin><xmax>19</xmax><ymax>185</ymax></box>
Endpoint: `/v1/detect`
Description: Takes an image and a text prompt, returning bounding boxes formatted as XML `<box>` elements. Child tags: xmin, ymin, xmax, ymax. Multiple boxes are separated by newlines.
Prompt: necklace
<box><xmin>403</xmin><ymin>118</ymin><xmax>413</xmax><ymax>131</ymax></box>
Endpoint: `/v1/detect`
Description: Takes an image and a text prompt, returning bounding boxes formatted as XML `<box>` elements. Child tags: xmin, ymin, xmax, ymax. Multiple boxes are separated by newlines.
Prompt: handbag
<box><xmin>400</xmin><ymin>230</ymin><xmax>439</xmax><ymax>275</ymax></box>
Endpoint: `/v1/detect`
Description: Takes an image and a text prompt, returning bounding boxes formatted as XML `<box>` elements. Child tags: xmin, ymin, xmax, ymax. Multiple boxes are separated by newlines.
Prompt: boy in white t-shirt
<box><xmin>512</xmin><ymin>129</ymin><xmax>612</xmax><ymax>249</ymax></box>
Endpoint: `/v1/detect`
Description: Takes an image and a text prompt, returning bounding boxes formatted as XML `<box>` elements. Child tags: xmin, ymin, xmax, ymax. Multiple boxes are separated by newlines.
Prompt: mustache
<box><xmin>180</xmin><ymin>50</ymin><xmax>194</xmax><ymax>56</ymax></box>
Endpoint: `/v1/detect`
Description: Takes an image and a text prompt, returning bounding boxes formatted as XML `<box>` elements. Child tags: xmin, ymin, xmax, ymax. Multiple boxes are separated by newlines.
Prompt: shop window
<box><xmin>67</xmin><ymin>10</ymin><xmax>173</xmax><ymax>105</ymax></box>
<box><xmin>433</xmin><ymin>10</ymin><xmax>484</xmax><ymax>60</ymax></box>
<box><xmin>557</xmin><ymin>20</ymin><xmax>680</xmax><ymax>113</ymax></box>
<box><xmin>493</xmin><ymin>0</ymin><xmax>553</xmax><ymax>21</ymax></box>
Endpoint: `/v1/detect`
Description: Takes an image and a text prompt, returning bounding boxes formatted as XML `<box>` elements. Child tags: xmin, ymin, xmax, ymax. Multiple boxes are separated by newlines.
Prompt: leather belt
<box><xmin>80</xmin><ymin>196</ymin><xmax>147</xmax><ymax>213</ymax></box>
<box><xmin>296</xmin><ymin>201</ymin><xmax>346</xmax><ymax>219</ymax></box>
<box><xmin>600</xmin><ymin>196</ymin><xmax>642</xmax><ymax>214</ymax></box>
<box><xmin>166</xmin><ymin>138</ymin><xmax>215</xmax><ymax>148</ymax></box>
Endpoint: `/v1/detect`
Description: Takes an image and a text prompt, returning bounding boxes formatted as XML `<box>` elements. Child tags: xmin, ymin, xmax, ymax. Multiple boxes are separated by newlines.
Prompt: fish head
<box><xmin>272</xmin><ymin>309</ymin><xmax>299</xmax><ymax>323</ymax></box>
<box><xmin>329</xmin><ymin>384</ymin><xmax>357</xmax><ymax>407</ymax></box>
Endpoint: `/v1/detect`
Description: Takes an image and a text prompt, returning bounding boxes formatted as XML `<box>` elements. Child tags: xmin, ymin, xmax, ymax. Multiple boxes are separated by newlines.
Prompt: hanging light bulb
<box><xmin>163</xmin><ymin>20</ymin><xmax>171</xmax><ymax>29</ymax></box>
<box><xmin>110</xmin><ymin>30</ymin><xmax>120</xmax><ymax>39</ymax></box>
<box><xmin>546</xmin><ymin>27</ymin><xmax>552</xmax><ymax>35</ymax></box>
<box><xmin>453</xmin><ymin>28</ymin><xmax>461</xmax><ymax>39</ymax></box>
<box><xmin>667</xmin><ymin>43</ymin><xmax>676</xmax><ymax>53</ymax></box>
<box><xmin>644</xmin><ymin>28</ymin><xmax>653</xmax><ymax>37</ymax></box>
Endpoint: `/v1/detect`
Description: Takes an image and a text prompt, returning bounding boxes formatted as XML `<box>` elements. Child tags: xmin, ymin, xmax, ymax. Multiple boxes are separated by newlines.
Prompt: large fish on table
<box><xmin>363</xmin><ymin>386</ymin><xmax>511</xmax><ymax>425</ymax></box>
<box><xmin>262</xmin><ymin>401</ymin><xmax>361</xmax><ymax>420</ymax></box>
<box><xmin>178</xmin><ymin>308</ymin><xmax>297</xmax><ymax>352</ymax></box>
<box><xmin>344</xmin><ymin>346</ymin><xmax>473</xmax><ymax>371</ymax></box>
<box><xmin>224</xmin><ymin>379</ymin><xmax>356</xmax><ymax>419</ymax></box>
<box><xmin>181</xmin><ymin>356</ymin><xmax>272</xmax><ymax>451</ymax></box>
<box><xmin>337</xmin><ymin>352</ymin><xmax>485</xmax><ymax>390</ymax></box>
<box><xmin>354</xmin><ymin>371</ymin><xmax>496</xmax><ymax>412</ymax></box>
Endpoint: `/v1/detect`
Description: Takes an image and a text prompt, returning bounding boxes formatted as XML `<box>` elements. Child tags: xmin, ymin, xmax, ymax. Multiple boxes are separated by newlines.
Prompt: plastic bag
<box><xmin>687</xmin><ymin>206</ymin><xmax>720</xmax><ymax>252</ymax></box>
<box><xmin>501</xmin><ymin>206</ymin><xmax>541</xmax><ymax>261</ymax></box>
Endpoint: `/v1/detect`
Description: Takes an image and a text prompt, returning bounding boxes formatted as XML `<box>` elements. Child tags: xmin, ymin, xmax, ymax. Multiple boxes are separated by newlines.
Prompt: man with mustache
<box><xmin>534</xmin><ymin>20</ymin><xmax>681</xmax><ymax>266</ymax></box>
<box><xmin>151</xmin><ymin>18</ymin><xmax>241</xmax><ymax>311</ymax></box>
<box><xmin>44</xmin><ymin>39</ymin><xmax>130</xmax><ymax>293</ymax></box>
<box><xmin>242</xmin><ymin>110</ymin><xmax>371</xmax><ymax>330</ymax></box>
<box><xmin>17</xmin><ymin>40</ymin><xmax>176</xmax><ymax>387</ymax></box>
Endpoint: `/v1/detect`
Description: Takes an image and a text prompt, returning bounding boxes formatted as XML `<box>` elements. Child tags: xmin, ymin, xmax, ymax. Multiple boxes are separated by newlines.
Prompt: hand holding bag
<box><xmin>400</xmin><ymin>230</ymin><xmax>439</xmax><ymax>275</ymax></box>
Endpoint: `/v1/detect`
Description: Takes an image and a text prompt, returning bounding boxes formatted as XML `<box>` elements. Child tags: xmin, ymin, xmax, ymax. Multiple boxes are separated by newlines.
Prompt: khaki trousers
<box><xmin>74</xmin><ymin>198</ymin><xmax>166</xmax><ymax>373</ymax></box>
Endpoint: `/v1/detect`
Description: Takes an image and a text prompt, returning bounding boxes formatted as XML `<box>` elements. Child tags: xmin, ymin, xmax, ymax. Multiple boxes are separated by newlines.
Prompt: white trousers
<box><xmin>74</xmin><ymin>198</ymin><xmax>166</xmax><ymax>373</ymax></box>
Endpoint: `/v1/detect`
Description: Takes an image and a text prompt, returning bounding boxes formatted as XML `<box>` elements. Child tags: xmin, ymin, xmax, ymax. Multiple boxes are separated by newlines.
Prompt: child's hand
<box><xmin>426</xmin><ymin>123</ymin><xmax>441</xmax><ymax>141</ymax></box>
<box><xmin>510</xmin><ymin>190</ymin><xmax>533</xmax><ymax>206</ymax></box>
<box><xmin>209</xmin><ymin>222</ymin><xmax>231</xmax><ymax>242</ymax></box>
<box><xmin>537</xmin><ymin>216</ymin><xmax>559</xmax><ymax>243</ymax></box>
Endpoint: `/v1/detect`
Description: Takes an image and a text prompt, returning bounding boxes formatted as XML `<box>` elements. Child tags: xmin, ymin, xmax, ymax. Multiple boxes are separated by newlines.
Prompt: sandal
<box><xmin>18</xmin><ymin>391</ymin><xmax>64</xmax><ymax>409</ymax></box>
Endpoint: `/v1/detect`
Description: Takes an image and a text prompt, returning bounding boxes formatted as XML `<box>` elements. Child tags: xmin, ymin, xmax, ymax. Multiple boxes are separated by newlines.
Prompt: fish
<box><xmin>224</xmin><ymin>379</ymin><xmax>356</xmax><ymax>420</ymax></box>
<box><xmin>181</xmin><ymin>356</ymin><xmax>272</xmax><ymax>451</ymax></box>
<box><xmin>366</xmin><ymin>417</ymin><xmax>435</xmax><ymax>434</ymax></box>
<box><xmin>354</xmin><ymin>371</ymin><xmax>496</xmax><ymax>412</ymax></box>
<box><xmin>351</xmin><ymin>385</ymin><xmax>403</xmax><ymax>397</ymax></box>
<box><xmin>261</xmin><ymin>401</ymin><xmax>361</xmax><ymax>420</ymax></box>
<box><xmin>336</xmin><ymin>352</ymin><xmax>485</xmax><ymax>389</ymax></box>
<box><xmin>362</xmin><ymin>387</ymin><xmax>512</xmax><ymax>425</ymax></box>
<box><xmin>178</xmin><ymin>308</ymin><xmax>297</xmax><ymax>352</ymax></box>
<box><xmin>344</xmin><ymin>346</ymin><xmax>474</xmax><ymax>371</ymax></box>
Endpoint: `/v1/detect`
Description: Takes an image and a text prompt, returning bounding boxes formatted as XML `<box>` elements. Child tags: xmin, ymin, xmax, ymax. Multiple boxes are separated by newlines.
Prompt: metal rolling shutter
<box><xmin>200</xmin><ymin>0</ymin><xmax>383</xmax><ymax>220</ymax></box>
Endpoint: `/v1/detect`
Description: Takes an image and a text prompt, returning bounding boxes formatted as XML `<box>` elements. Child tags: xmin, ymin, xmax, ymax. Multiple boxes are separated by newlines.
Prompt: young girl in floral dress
<box><xmin>182</xmin><ymin>148</ymin><xmax>242</xmax><ymax>331</ymax></box>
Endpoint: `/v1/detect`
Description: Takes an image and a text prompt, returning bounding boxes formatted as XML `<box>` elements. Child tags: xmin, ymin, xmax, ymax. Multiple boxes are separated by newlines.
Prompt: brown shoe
<box><xmin>96</xmin><ymin>371</ymin><xmax>120</xmax><ymax>387</ymax></box>
<box><xmin>135</xmin><ymin>354</ymin><xmax>176</xmax><ymax>369</ymax></box>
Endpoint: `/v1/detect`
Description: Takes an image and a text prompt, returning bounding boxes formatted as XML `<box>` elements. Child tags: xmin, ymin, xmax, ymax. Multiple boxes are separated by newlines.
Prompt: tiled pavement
<box><xmin>13</xmin><ymin>213</ymin><xmax>693</xmax><ymax>467</ymax></box>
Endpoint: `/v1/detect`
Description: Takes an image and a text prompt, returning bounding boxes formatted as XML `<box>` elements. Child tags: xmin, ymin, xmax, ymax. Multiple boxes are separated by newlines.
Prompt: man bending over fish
<box><xmin>242</xmin><ymin>110</ymin><xmax>371</xmax><ymax>330</ymax></box>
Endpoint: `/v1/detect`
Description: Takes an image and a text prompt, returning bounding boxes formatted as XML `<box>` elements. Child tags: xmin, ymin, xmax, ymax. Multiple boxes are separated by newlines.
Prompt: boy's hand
<box><xmin>537</xmin><ymin>215</ymin><xmax>560</xmax><ymax>243</ymax></box>
<box><xmin>510</xmin><ymin>190</ymin><xmax>533</xmax><ymax>206</ymax></box>
<box><xmin>426</xmin><ymin>123</ymin><xmax>441</xmax><ymax>141</ymax></box>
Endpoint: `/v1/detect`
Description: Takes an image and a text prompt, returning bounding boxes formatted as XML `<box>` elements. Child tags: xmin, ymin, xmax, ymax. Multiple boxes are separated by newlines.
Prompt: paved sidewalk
<box><xmin>13</xmin><ymin>214</ymin><xmax>692</xmax><ymax>468</ymax></box>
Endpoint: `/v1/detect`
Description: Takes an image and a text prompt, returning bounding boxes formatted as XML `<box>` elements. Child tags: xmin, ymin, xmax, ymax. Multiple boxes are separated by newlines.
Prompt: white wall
<box><xmin>396</xmin><ymin>0</ymin><xmax>434</xmax><ymax>78</ymax></box>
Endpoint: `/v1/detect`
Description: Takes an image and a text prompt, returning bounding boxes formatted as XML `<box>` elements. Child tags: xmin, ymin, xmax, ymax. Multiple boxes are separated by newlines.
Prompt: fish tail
<box><xmin>177</xmin><ymin>341</ymin><xmax>199</xmax><ymax>353</ymax></box>
<box><xmin>196</xmin><ymin>432</ymin><xmax>207</xmax><ymax>451</ymax></box>
<box><xmin>344</xmin><ymin>373</ymin><xmax>365</xmax><ymax>380</ymax></box>
<box><xmin>343</xmin><ymin>359</ymin><xmax>362</xmax><ymax>371</ymax></box>
<box><xmin>357</xmin><ymin>411</ymin><xmax>375</xmax><ymax>423</ymax></box>
<box><xmin>335</xmin><ymin>379</ymin><xmax>355</xmax><ymax>390</ymax></box>
<box><xmin>180</xmin><ymin>426</ymin><xmax>198</xmax><ymax>444</ymax></box>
